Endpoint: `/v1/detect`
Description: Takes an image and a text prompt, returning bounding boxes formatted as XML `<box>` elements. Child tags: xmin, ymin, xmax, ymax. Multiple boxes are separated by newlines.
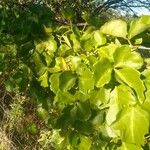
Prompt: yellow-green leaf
<box><xmin>114</xmin><ymin>46</ymin><xmax>143</xmax><ymax>69</ymax></box>
<box><xmin>93</xmin><ymin>30</ymin><xmax>106</xmax><ymax>47</ymax></box>
<box><xmin>79</xmin><ymin>136</ymin><xmax>92</xmax><ymax>150</ymax></box>
<box><xmin>94</xmin><ymin>58</ymin><xmax>112</xmax><ymax>87</ymax></box>
<box><xmin>112</xmin><ymin>106</ymin><xmax>149</xmax><ymax>145</ymax></box>
<box><xmin>128</xmin><ymin>15</ymin><xmax>150</xmax><ymax>39</ymax></box>
<box><xmin>115</xmin><ymin>68</ymin><xmax>145</xmax><ymax>103</ymax></box>
<box><xmin>106</xmin><ymin>85</ymin><xmax>136</xmax><ymax>125</ymax></box>
<box><xmin>100</xmin><ymin>20</ymin><xmax>127</xmax><ymax>39</ymax></box>
<box><xmin>117</xmin><ymin>142</ymin><xmax>142</xmax><ymax>150</ymax></box>
<box><xmin>38</xmin><ymin>71</ymin><xmax>49</xmax><ymax>87</ymax></box>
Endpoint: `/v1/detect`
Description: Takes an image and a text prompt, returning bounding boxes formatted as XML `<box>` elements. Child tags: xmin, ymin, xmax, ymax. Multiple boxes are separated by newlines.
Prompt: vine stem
<box><xmin>127</xmin><ymin>40</ymin><xmax>150</xmax><ymax>50</ymax></box>
<box><xmin>132</xmin><ymin>45</ymin><xmax>150</xmax><ymax>50</ymax></box>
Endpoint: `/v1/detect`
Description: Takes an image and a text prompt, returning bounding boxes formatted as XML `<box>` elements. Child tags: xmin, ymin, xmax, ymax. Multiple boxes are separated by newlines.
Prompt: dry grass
<box><xmin>0</xmin><ymin>87</ymin><xmax>38</xmax><ymax>150</ymax></box>
<box><xmin>0</xmin><ymin>84</ymin><xmax>55</xmax><ymax>150</ymax></box>
<box><xmin>0</xmin><ymin>127</ymin><xmax>16</xmax><ymax>150</ymax></box>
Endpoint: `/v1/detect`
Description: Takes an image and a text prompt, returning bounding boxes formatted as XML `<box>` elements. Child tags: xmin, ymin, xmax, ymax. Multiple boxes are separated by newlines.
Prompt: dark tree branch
<box><xmin>93</xmin><ymin>0</ymin><xmax>124</xmax><ymax>15</ymax></box>
<box><xmin>93</xmin><ymin>0</ymin><xmax>150</xmax><ymax>16</ymax></box>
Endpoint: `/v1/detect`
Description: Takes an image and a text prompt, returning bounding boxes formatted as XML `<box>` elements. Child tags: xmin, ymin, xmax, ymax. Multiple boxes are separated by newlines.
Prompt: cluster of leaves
<box><xmin>1</xmin><ymin>4</ymin><xmax>150</xmax><ymax>149</ymax></box>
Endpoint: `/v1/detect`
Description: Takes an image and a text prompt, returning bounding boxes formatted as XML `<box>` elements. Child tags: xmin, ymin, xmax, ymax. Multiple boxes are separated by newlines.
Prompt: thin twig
<box><xmin>133</xmin><ymin>45</ymin><xmax>150</xmax><ymax>50</ymax></box>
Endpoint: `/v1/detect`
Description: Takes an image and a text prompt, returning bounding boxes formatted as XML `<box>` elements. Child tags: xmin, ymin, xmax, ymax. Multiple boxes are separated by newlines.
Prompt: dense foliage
<box><xmin>1</xmin><ymin>3</ymin><xmax>150</xmax><ymax>150</ymax></box>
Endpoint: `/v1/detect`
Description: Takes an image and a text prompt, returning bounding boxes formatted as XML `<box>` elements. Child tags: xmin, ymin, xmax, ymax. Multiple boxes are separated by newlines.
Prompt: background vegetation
<box><xmin>1</xmin><ymin>0</ymin><xmax>150</xmax><ymax>149</ymax></box>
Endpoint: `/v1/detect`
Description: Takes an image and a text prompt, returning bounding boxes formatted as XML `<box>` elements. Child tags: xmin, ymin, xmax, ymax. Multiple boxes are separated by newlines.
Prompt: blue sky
<box><xmin>95</xmin><ymin>0</ymin><xmax>150</xmax><ymax>16</ymax></box>
<box><xmin>137</xmin><ymin>8</ymin><xmax>150</xmax><ymax>15</ymax></box>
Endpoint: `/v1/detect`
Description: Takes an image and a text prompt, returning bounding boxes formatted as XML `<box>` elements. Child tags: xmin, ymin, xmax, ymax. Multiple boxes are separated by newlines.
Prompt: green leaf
<box><xmin>79</xmin><ymin>67</ymin><xmax>94</xmax><ymax>93</ymax></box>
<box><xmin>67</xmin><ymin>56</ymin><xmax>81</xmax><ymax>71</ymax></box>
<box><xmin>36</xmin><ymin>105</ymin><xmax>48</xmax><ymax>120</ymax></box>
<box><xmin>62</xmin><ymin>35</ymin><xmax>71</xmax><ymax>47</ymax></box>
<box><xmin>91</xmin><ymin>111</ymin><xmax>105</xmax><ymax>127</ymax></box>
<box><xmin>87</xmin><ymin>55</ymin><xmax>98</xmax><ymax>67</ymax></box>
<box><xmin>81</xmin><ymin>27</ymin><xmax>95</xmax><ymax>40</ymax></box>
<box><xmin>72</xmin><ymin>26</ymin><xmax>81</xmax><ymax>38</ymax></box>
<box><xmin>47</xmin><ymin>38</ymin><xmax>57</xmax><ymax>53</ymax></box>
<box><xmin>74</xmin><ymin>91</ymin><xmax>90</xmax><ymax>102</ymax></box>
<box><xmin>48</xmin><ymin>129</ymin><xmax>65</xmax><ymax>149</ymax></box>
<box><xmin>27</xmin><ymin>123</ymin><xmax>38</xmax><ymax>135</ymax></box>
<box><xmin>58</xmin><ymin>44</ymin><xmax>70</xmax><ymax>56</ymax></box>
<box><xmin>71</xmin><ymin>101</ymin><xmax>90</xmax><ymax>121</ymax></box>
<box><xmin>115</xmin><ymin>68</ymin><xmax>145</xmax><ymax>103</ymax></box>
<box><xmin>68</xmin><ymin>131</ymin><xmax>80</xmax><ymax>148</ymax></box>
<box><xmin>81</xmin><ymin>37</ymin><xmax>95</xmax><ymax>51</ymax></box>
<box><xmin>81</xmin><ymin>28</ymin><xmax>96</xmax><ymax>51</ymax></box>
<box><xmin>100</xmin><ymin>20</ymin><xmax>127</xmax><ymax>39</ymax></box>
<box><xmin>93</xmin><ymin>30</ymin><xmax>106</xmax><ymax>47</ymax></box>
<box><xmin>42</xmin><ymin>52</ymin><xmax>54</xmax><ymax>66</ymax></box>
<box><xmin>145</xmin><ymin>58</ymin><xmax>150</xmax><ymax>69</ymax></box>
<box><xmin>114</xmin><ymin>46</ymin><xmax>143</xmax><ymax>69</ymax></box>
<box><xmin>76</xmin><ymin>101</ymin><xmax>91</xmax><ymax>121</ymax></box>
<box><xmin>70</xmin><ymin>33</ymin><xmax>81</xmax><ymax>51</ymax></box>
<box><xmin>0</xmin><ymin>53</ymin><xmax>5</xmax><ymax>60</ymax></box>
<box><xmin>90</xmin><ymin>88</ymin><xmax>111</xmax><ymax>107</ymax></box>
<box><xmin>59</xmin><ymin>71</ymin><xmax>76</xmax><ymax>92</ymax></box>
<box><xmin>55</xmin><ymin>105</ymin><xmax>74</xmax><ymax>130</ymax></box>
<box><xmin>4</xmin><ymin>78</ymin><xmax>16</xmax><ymax>92</ymax></box>
<box><xmin>94</xmin><ymin>58</ymin><xmax>112</xmax><ymax>87</ymax></box>
<box><xmin>112</xmin><ymin>106</ymin><xmax>149</xmax><ymax>145</ymax></box>
<box><xmin>143</xmin><ymin>69</ymin><xmax>150</xmax><ymax>89</ymax></box>
<box><xmin>128</xmin><ymin>16</ymin><xmax>150</xmax><ymax>39</ymax></box>
<box><xmin>32</xmin><ymin>52</ymin><xmax>46</xmax><ymax>76</ymax></box>
<box><xmin>49</xmin><ymin>57</ymin><xmax>69</xmax><ymax>73</ymax></box>
<box><xmin>78</xmin><ymin>136</ymin><xmax>92</xmax><ymax>150</ymax></box>
<box><xmin>141</xmin><ymin>90</ymin><xmax>150</xmax><ymax>112</ymax></box>
<box><xmin>74</xmin><ymin>121</ymin><xmax>94</xmax><ymax>136</ymax></box>
<box><xmin>106</xmin><ymin>85</ymin><xmax>136</xmax><ymax>125</ymax></box>
<box><xmin>98</xmin><ymin>44</ymin><xmax>118</xmax><ymax>62</ymax></box>
<box><xmin>140</xmin><ymin>15</ymin><xmax>150</xmax><ymax>24</ymax></box>
<box><xmin>43</xmin><ymin>24</ymin><xmax>53</xmax><ymax>34</ymax></box>
<box><xmin>38</xmin><ymin>71</ymin><xmax>49</xmax><ymax>87</ymax></box>
<box><xmin>35</xmin><ymin>37</ymin><xmax>57</xmax><ymax>54</ymax></box>
<box><xmin>117</xmin><ymin>142</ymin><xmax>142</xmax><ymax>150</ymax></box>
<box><xmin>134</xmin><ymin>38</ymin><xmax>143</xmax><ymax>45</ymax></box>
<box><xmin>61</xmin><ymin>7</ymin><xmax>75</xmax><ymax>20</ymax></box>
<box><xmin>54</xmin><ymin>90</ymin><xmax>75</xmax><ymax>106</ymax></box>
<box><xmin>49</xmin><ymin>73</ymin><xmax>60</xmax><ymax>94</ymax></box>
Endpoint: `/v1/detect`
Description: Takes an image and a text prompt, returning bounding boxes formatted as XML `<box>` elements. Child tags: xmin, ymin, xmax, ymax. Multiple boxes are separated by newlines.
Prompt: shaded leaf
<box><xmin>71</xmin><ymin>101</ymin><xmax>91</xmax><ymax>122</ymax></box>
<box><xmin>74</xmin><ymin>120</ymin><xmax>93</xmax><ymax>136</ymax></box>
<box><xmin>54</xmin><ymin>90</ymin><xmax>75</xmax><ymax>106</ymax></box>
<box><xmin>59</xmin><ymin>71</ymin><xmax>77</xmax><ymax>92</ymax></box>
